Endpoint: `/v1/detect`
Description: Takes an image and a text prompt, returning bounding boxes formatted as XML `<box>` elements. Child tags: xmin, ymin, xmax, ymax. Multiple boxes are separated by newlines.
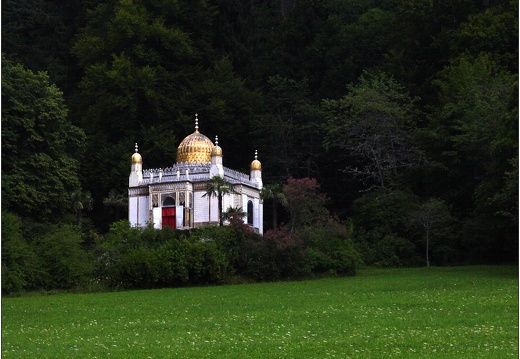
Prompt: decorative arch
<box><xmin>163</xmin><ymin>196</ymin><xmax>175</xmax><ymax>207</ymax></box>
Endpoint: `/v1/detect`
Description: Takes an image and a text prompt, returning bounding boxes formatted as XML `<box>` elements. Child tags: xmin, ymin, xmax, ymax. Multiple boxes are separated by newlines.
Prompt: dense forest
<box><xmin>2</xmin><ymin>0</ymin><xmax>518</xmax><ymax>292</ymax></box>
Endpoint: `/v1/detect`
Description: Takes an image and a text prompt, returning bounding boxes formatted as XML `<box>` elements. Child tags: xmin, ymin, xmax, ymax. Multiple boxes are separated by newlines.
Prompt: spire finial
<box><xmin>255</xmin><ymin>150</ymin><xmax>258</xmax><ymax>160</ymax></box>
<box><xmin>195</xmin><ymin>113</ymin><xmax>199</xmax><ymax>132</ymax></box>
<box><xmin>135</xmin><ymin>143</ymin><xmax>138</xmax><ymax>153</ymax></box>
<box><xmin>215</xmin><ymin>135</ymin><xmax>219</xmax><ymax>146</ymax></box>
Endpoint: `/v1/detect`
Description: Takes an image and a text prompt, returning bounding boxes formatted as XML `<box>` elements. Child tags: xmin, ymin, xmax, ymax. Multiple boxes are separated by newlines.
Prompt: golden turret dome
<box><xmin>132</xmin><ymin>143</ymin><xmax>142</xmax><ymax>163</ymax></box>
<box><xmin>212</xmin><ymin>135</ymin><xmax>223</xmax><ymax>157</ymax></box>
<box><xmin>251</xmin><ymin>150</ymin><xmax>261</xmax><ymax>170</ymax></box>
<box><xmin>177</xmin><ymin>114</ymin><xmax>215</xmax><ymax>164</ymax></box>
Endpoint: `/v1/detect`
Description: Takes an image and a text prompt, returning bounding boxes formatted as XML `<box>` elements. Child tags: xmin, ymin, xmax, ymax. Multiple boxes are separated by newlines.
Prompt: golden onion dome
<box><xmin>251</xmin><ymin>150</ymin><xmax>261</xmax><ymax>170</ymax></box>
<box><xmin>176</xmin><ymin>114</ymin><xmax>215</xmax><ymax>164</ymax></box>
<box><xmin>132</xmin><ymin>143</ymin><xmax>142</xmax><ymax>164</ymax></box>
<box><xmin>212</xmin><ymin>135</ymin><xmax>223</xmax><ymax>157</ymax></box>
<box><xmin>132</xmin><ymin>152</ymin><xmax>142</xmax><ymax>164</ymax></box>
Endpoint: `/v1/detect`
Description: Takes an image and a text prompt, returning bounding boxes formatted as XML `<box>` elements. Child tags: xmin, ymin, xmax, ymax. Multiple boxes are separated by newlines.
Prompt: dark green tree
<box><xmin>1</xmin><ymin>0</ymin><xmax>90</xmax><ymax>93</ymax></box>
<box><xmin>283</xmin><ymin>177</ymin><xmax>329</xmax><ymax>233</ymax></box>
<box><xmin>351</xmin><ymin>190</ymin><xmax>422</xmax><ymax>267</ymax></box>
<box><xmin>1</xmin><ymin>212</ymin><xmax>38</xmax><ymax>294</ymax></box>
<box><xmin>260</xmin><ymin>183</ymin><xmax>288</xmax><ymax>230</ymax></box>
<box><xmin>1</xmin><ymin>56</ymin><xmax>86</xmax><ymax>222</ymax></box>
<box><xmin>450</xmin><ymin>0</ymin><xmax>518</xmax><ymax>73</ymax></box>
<box><xmin>254</xmin><ymin>75</ymin><xmax>324</xmax><ymax>180</ymax></box>
<box><xmin>323</xmin><ymin>72</ymin><xmax>422</xmax><ymax>191</ymax></box>
<box><xmin>428</xmin><ymin>53</ymin><xmax>518</xmax><ymax>261</ymax></box>
<box><xmin>36</xmin><ymin>225</ymin><xmax>95</xmax><ymax>290</ymax></box>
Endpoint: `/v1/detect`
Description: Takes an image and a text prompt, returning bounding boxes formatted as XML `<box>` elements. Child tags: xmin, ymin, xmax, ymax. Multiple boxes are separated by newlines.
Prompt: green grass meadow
<box><xmin>2</xmin><ymin>266</ymin><xmax>518</xmax><ymax>358</ymax></box>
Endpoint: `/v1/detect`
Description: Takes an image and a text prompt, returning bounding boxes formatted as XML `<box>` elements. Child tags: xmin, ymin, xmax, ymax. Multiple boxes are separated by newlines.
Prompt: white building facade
<box><xmin>128</xmin><ymin>115</ymin><xmax>263</xmax><ymax>234</ymax></box>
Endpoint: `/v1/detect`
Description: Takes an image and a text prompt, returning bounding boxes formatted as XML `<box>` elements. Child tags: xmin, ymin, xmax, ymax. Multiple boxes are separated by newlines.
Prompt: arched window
<box><xmin>163</xmin><ymin>196</ymin><xmax>175</xmax><ymax>207</ymax></box>
<box><xmin>247</xmin><ymin>200</ymin><xmax>254</xmax><ymax>225</ymax></box>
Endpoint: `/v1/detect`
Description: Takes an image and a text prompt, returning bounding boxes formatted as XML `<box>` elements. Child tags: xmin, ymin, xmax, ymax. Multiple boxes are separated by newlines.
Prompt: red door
<box><xmin>162</xmin><ymin>207</ymin><xmax>176</xmax><ymax>229</ymax></box>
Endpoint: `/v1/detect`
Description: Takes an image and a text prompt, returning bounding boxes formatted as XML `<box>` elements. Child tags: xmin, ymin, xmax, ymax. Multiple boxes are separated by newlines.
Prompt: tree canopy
<box><xmin>2</xmin><ymin>0</ymin><xmax>517</xmax><ymax>270</ymax></box>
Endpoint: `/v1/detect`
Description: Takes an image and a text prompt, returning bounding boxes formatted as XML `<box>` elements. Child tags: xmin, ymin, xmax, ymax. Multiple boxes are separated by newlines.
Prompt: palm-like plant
<box><xmin>202</xmin><ymin>176</ymin><xmax>239</xmax><ymax>226</ymax></box>
<box><xmin>103</xmin><ymin>189</ymin><xmax>128</xmax><ymax>221</ymax></box>
<box><xmin>260</xmin><ymin>183</ymin><xmax>288</xmax><ymax>230</ymax></box>
<box><xmin>70</xmin><ymin>189</ymin><xmax>93</xmax><ymax>226</ymax></box>
<box><xmin>222</xmin><ymin>206</ymin><xmax>246</xmax><ymax>223</ymax></box>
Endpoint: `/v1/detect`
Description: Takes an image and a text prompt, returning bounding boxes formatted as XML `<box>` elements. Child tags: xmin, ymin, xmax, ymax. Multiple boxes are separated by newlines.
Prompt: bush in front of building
<box><xmin>96</xmin><ymin>219</ymin><xmax>362</xmax><ymax>290</ymax></box>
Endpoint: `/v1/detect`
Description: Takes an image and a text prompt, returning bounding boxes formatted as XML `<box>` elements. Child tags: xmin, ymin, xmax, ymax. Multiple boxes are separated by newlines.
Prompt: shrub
<box><xmin>237</xmin><ymin>227</ymin><xmax>309</xmax><ymax>281</ymax></box>
<box><xmin>36</xmin><ymin>225</ymin><xmax>95</xmax><ymax>290</ymax></box>
<box><xmin>111</xmin><ymin>247</ymin><xmax>159</xmax><ymax>289</ymax></box>
<box><xmin>300</xmin><ymin>221</ymin><xmax>362</xmax><ymax>276</ymax></box>
<box><xmin>154</xmin><ymin>239</ymin><xmax>190</xmax><ymax>287</ymax></box>
<box><xmin>353</xmin><ymin>229</ymin><xmax>421</xmax><ymax>267</ymax></box>
<box><xmin>186</xmin><ymin>240</ymin><xmax>231</xmax><ymax>284</ymax></box>
<box><xmin>1</xmin><ymin>213</ymin><xmax>37</xmax><ymax>293</ymax></box>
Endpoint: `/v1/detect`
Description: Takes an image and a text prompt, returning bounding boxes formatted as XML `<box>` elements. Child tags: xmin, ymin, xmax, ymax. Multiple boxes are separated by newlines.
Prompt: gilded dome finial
<box><xmin>132</xmin><ymin>142</ymin><xmax>142</xmax><ymax>164</ymax></box>
<box><xmin>195</xmin><ymin>113</ymin><xmax>199</xmax><ymax>133</ymax></box>
<box><xmin>212</xmin><ymin>135</ymin><xmax>223</xmax><ymax>157</ymax></box>
<box><xmin>251</xmin><ymin>150</ymin><xmax>261</xmax><ymax>170</ymax></box>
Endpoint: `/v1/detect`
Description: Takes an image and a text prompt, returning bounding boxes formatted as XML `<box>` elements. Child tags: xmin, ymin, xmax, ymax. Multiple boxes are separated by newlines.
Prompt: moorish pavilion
<box><xmin>128</xmin><ymin>114</ymin><xmax>263</xmax><ymax>233</ymax></box>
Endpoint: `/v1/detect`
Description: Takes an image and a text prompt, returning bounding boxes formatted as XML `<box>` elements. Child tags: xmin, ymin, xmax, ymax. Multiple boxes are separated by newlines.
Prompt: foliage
<box><xmin>300</xmin><ymin>220</ymin><xmax>362</xmax><ymax>276</ymax></box>
<box><xmin>222</xmin><ymin>206</ymin><xmax>246</xmax><ymax>223</ymax></box>
<box><xmin>428</xmin><ymin>53</ymin><xmax>518</xmax><ymax>262</ymax></box>
<box><xmin>1</xmin><ymin>213</ymin><xmax>38</xmax><ymax>294</ymax></box>
<box><xmin>102</xmin><ymin>189</ymin><xmax>128</xmax><ymax>222</ymax></box>
<box><xmin>1</xmin><ymin>56</ymin><xmax>85</xmax><ymax>222</ymax></box>
<box><xmin>283</xmin><ymin>177</ymin><xmax>329</xmax><ymax>232</ymax></box>
<box><xmin>409</xmin><ymin>198</ymin><xmax>455</xmax><ymax>266</ymax></box>
<box><xmin>35</xmin><ymin>225</ymin><xmax>95</xmax><ymax>290</ymax></box>
<box><xmin>1</xmin><ymin>0</ymin><xmax>517</xmax><ymax>273</ymax></box>
<box><xmin>352</xmin><ymin>190</ymin><xmax>422</xmax><ymax>267</ymax></box>
<box><xmin>70</xmin><ymin>190</ymin><xmax>94</xmax><ymax>227</ymax></box>
<box><xmin>260</xmin><ymin>183</ymin><xmax>288</xmax><ymax>230</ymax></box>
<box><xmin>254</xmin><ymin>76</ymin><xmax>324</xmax><ymax>179</ymax></box>
<box><xmin>323</xmin><ymin>71</ymin><xmax>422</xmax><ymax>190</ymax></box>
<box><xmin>237</xmin><ymin>226</ymin><xmax>309</xmax><ymax>281</ymax></box>
<box><xmin>203</xmin><ymin>176</ymin><xmax>239</xmax><ymax>226</ymax></box>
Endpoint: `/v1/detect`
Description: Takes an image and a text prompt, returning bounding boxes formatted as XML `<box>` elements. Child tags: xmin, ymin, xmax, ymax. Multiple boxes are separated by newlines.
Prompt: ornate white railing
<box><xmin>137</xmin><ymin>162</ymin><xmax>259</xmax><ymax>188</ymax></box>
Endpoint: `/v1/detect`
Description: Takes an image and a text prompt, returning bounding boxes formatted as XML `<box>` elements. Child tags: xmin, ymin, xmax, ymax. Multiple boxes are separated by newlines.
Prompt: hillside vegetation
<box><xmin>2</xmin><ymin>0</ymin><xmax>517</xmax><ymax>293</ymax></box>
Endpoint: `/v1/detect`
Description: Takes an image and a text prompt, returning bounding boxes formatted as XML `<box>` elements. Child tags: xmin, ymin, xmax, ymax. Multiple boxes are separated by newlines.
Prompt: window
<box><xmin>247</xmin><ymin>200</ymin><xmax>253</xmax><ymax>225</ymax></box>
<box><xmin>163</xmin><ymin>196</ymin><xmax>175</xmax><ymax>207</ymax></box>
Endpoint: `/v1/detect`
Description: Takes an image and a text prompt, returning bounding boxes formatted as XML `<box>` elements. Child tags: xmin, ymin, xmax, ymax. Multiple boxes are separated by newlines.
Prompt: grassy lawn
<box><xmin>2</xmin><ymin>265</ymin><xmax>517</xmax><ymax>358</ymax></box>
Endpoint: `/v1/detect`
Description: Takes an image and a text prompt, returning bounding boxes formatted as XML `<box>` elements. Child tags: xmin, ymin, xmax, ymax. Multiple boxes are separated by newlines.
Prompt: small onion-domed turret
<box><xmin>129</xmin><ymin>143</ymin><xmax>143</xmax><ymax>187</ymax></box>
<box><xmin>250</xmin><ymin>150</ymin><xmax>262</xmax><ymax>189</ymax></box>
<box><xmin>131</xmin><ymin>143</ymin><xmax>142</xmax><ymax>164</ymax></box>
<box><xmin>251</xmin><ymin>150</ymin><xmax>262</xmax><ymax>170</ymax></box>
<box><xmin>210</xmin><ymin>135</ymin><xmax>224</xmax><ymax>177</ymax></box>
<box><xmin>212</xmin><ymin>135</ymin><xmax>223</xmax><ymax>157</ymax></box>
<box><xmin>132</xmin><ymin>151</ymin><xmax>142</xmax><ymax>164</ymax></box>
